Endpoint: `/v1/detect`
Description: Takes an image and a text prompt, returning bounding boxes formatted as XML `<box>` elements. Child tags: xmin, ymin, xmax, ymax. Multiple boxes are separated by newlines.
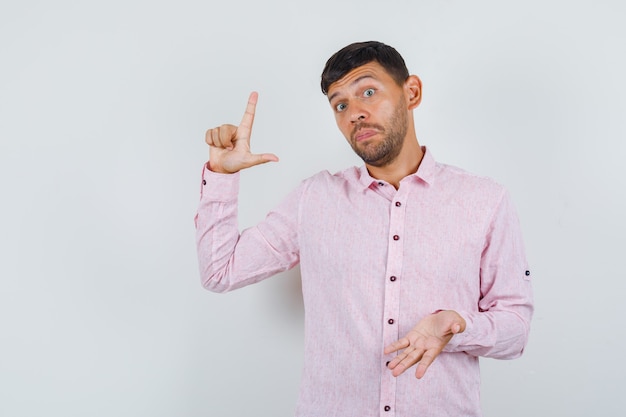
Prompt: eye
<box><xmin>335</xmin><ymin>103</ymin><xmax>347</xmax><ymax>112</ymax></box>
<box><xmin>363</xmin><ymin>88</ymin><xmax>375</xmax><ymax>97</ymax></box>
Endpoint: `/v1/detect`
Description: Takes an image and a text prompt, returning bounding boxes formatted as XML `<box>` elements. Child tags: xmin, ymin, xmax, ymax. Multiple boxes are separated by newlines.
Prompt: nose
<box><xmin>350</xmin><ymin>104</ymin><xmax>368</xmax><ymax>123</ymax></box>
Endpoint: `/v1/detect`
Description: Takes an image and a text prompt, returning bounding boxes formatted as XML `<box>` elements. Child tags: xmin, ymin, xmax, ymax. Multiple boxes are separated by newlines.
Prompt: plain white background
<box><xmin>1</xmin><ymin>0</ymin><xmax>625</xmax><ymax>416</ymax></box>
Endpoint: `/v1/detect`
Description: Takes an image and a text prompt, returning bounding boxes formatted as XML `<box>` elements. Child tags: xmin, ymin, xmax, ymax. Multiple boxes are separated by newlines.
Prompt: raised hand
<box><xmin>384</xmin><ymin>310</ymin><xmax>466</xmax><ymax>379</ymax></box>
<box><xmin>205</xmin><ymin>92</ymin><xmax>279</xmax><ymax>173</ymax></box>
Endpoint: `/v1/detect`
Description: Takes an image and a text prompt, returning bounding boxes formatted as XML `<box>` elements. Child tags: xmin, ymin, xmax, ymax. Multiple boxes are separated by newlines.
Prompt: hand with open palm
<box><xmin>384</xmin><ymin>310</ymin><xmax>466</xmax><ymax>379</ymax></box>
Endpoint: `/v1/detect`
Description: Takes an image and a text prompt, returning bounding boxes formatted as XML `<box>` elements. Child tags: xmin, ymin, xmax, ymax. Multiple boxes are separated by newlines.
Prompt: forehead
<box><xmin>327</xmin><ymin>61</ymin><xmax>397</xmax><ymax>99</ymax></box>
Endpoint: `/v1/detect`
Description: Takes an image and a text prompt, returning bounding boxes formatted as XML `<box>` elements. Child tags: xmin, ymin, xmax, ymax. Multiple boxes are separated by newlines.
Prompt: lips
<box><xmin>354</xmin><ymin>128</ymin><xmax>379</xmax><ymax>142</ymax></box>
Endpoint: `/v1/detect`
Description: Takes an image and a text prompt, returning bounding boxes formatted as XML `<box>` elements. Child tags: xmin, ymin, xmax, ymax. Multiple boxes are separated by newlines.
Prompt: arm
<box><xmin>195</xmin><ymin>168</ymin><xmax>302</xmax><ymax>292</ymax></box>
<box><xmin>443</xmin><ymin>190</ymin><xmax>534</xmax><ymax>358</ymax></box>
<box><xmin>195</xmin><ymin>92</ymin><xmax>300</xmax><ymax>292</ymax></box>
<box><xmin>385</xmin><ymin>190</ymin><xmax>533</xmax><ymax>377</ymax></box>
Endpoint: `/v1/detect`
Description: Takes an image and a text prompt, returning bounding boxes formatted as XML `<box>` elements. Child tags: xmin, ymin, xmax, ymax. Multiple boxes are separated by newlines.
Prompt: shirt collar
<box><xmin>356</xmin><ymin>146</ymin><xmax>437</xmax><ymax>190</ymax></box>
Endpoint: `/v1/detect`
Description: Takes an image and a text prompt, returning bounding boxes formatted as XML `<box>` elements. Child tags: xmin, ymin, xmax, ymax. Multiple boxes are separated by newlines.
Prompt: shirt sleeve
<box><xmin>444</xmin><ymin>189</ymin><xmax>534</xmax><ymax>359</ymax></box>
<box><xmin>194</xmin><ymin>164</ymin><xmax>302</xmax><ymax>293</ymax></box>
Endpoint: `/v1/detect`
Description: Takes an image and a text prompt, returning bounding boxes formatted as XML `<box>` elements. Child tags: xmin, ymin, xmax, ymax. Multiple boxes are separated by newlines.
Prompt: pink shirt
<box><xmin>195</xmin><ymin>148</ymin><xmax>533</xmax><ymax>417</ymax></box>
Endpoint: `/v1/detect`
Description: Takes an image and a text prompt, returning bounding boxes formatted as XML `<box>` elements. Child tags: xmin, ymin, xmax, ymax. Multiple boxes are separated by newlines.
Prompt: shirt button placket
<box><xmin>379</xmin><ymin>195</ymin><xmax>406</xmax><ymax>417</ymax></box>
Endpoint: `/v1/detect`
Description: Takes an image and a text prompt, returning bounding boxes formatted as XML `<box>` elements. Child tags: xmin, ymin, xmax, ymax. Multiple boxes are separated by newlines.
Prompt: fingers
<box><xmin>237</xmin><ymin>91</ymin><xmax>258</xmax><ymax>141</ymax></box>
<box><xmin>205</xmin><ymin>92</ymin><xmax>258</xmax><ymax>150</ymax></box>
<box><xmin>257</xmin><ymin>152</ymin><xmax>279</xmax><ymax>163</ymax></box>
<box><xmin>436</xmin><ymin>310</ymin><xmax>466</xmax><ymax>334</ymax></box>
<box><xmin>384</xmin><ymin>338</ymin><xmax>409</xmax><ymax>355</ymax></box>
<box><xmin>385</xmin><ymin>334</ymin><xmax>418</xmax><ymax>375</ymax></box>
<box><xmin>451</xmin><ymin>323</ymin><xmax>462</xmax><ymax>334</ymax></box>
<box><xmin>204</xmin><ymin>92</ymin><xmax>277</xmax><ymax>173</ymax></box>
<box><xmin>239</xmin><ymin>152</ymin><xmax>279</xmax><ymax>170</ymax></box>
<box><xmin>387</xmin><ymin>344</ymin><xmax>425</xmax><ymax>376</ymax></box>
<box><xmin>383</xmin><ymin>312</ymin><xmax>465</xmax><ymax>379</ymax></box>
<box><xmin>216</xmin><ymin>151</ymin><xmax>279</xmax><ymax>174</ymax></box>
<box><xmin>387</xmin><ymin>344</ymin><xmax>440</xmax><ymax>379</ymax></box>
<box><xmin>206</xmin><ymin>124</ymin><xmax>237</xmax><ymax>150</ymax></box>
<box><xmin>414</xmin><ymin>351</ymin><xmax>437</xmax><ymax>379</ymax></box>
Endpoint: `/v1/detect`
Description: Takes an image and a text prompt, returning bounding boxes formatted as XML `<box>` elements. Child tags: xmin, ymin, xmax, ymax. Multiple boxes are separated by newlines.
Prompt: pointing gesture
<box><xmin>205</xmin><ymin>92</ymin><xmax>279</xmax><ymax>173</ymax></box>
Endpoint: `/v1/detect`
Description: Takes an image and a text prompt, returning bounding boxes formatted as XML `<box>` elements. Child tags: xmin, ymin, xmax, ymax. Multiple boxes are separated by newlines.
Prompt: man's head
<box><xmin>321</xmin><ymin>41</ymin><xmax>422</xmax><ymax>169</ymax></box>
<box><xmin>321</xmin><ymin>41</ymin><xmax>409</xmax><ymax>96</ymax></box>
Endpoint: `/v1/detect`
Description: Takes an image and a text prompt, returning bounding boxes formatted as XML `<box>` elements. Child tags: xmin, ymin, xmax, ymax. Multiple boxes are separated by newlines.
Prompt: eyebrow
<box><xmin>328</xmin><ymin>75</ymin><xmax>376</xmax><ymax>103</ymax></box>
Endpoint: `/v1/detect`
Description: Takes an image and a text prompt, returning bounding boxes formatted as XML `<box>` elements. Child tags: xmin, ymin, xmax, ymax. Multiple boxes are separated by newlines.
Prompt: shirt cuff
<box><xmin>199</xmin><ymin>162</ymin><xmax>240</xmax><ymax>201</ymax></box>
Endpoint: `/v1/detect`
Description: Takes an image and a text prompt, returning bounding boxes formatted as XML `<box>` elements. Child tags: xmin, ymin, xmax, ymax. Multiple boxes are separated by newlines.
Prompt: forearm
<box><xmin>444</xmin><ymin>304</ymin><xmax>532</xmax><ymax>359</ymax></box>
<box><xmin>445</xmin><ymin>189</ymin><xmax>534</xmax><ymax>359</ymax></box>
<box><xmin>194</xmin><ymin>165</ymin><xmax>300</xmax><ymax>292</ymax></box>
<box><xmin>195</xmin><ymin>167</ymin><xmax>243</xmax><ymax>292</ymax></box>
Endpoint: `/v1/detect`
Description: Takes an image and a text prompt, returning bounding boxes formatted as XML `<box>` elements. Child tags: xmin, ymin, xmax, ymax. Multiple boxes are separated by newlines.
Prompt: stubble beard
<box><xmin>349</xmin><ymin>98</ymin><xmax>408</xmax><ymax>168</ymax></box>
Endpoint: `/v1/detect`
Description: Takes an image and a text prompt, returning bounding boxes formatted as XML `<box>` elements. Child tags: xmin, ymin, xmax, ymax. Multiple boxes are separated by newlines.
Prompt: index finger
<box><xmin>237</xmin><ymin>91</ymin><xmax>258</xmax><ymax>140</ymax></box>
<box><xmin>384</xmin><ymin>337</ymin><xmax>410</xmax><ymax>355</ymax></box>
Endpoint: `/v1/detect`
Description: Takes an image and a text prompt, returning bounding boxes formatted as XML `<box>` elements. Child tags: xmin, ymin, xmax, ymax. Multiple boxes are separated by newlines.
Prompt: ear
<box><xmin>404</xmin><ymin>75</ymin><xmax>422</xmax><ymax>110</ymax></box>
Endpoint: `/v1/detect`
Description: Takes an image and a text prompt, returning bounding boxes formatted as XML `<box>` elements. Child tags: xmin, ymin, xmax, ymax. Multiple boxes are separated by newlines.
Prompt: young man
<box><xmin>196</xmin><ymin>41</ymin><xmax>533</xmax><ymax>417</ymax></box>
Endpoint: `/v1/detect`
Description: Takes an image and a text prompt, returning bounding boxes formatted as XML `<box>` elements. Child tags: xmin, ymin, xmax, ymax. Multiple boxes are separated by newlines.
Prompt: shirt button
<box><xmin>388</xmin><ymin>319</ymin><xmax>394</xmax><ymax>325</ymax></box>
<box><xmin>525</xmin><ymin>270</ymin><xmax>531</xmax><ymax>276</ymax></box>
<box><xmin>393</xmin><ymin>235</ymin><xmax>400</xmax><ymax>241</ymax></box>
<box><xmin>390</xmin><ymin>276</ymin><xmax>396</xmax><ymax>282</ymax></box>
<box><xmin>384</xmin><ymin>405</ymin><xmax>391</xmax><ymax>412</ymax></box>
<box><xmin>395</xmin><ymin>201</ymin><xmax>401</xmax><ymax>207</ymax></box>
<box><xmin>386</xmin><ymin>361</ymin><xmax>390</xmax><ymax>367</ymax></box>
<box><xmin>378</xmin><ymin>182</ymin><xmax>384</xmax><ymax>186</ymax></box>
<box><xmin>202</xmin><ymin>179</ymin><xmax>206</xmax><ymax>185</ymax></box>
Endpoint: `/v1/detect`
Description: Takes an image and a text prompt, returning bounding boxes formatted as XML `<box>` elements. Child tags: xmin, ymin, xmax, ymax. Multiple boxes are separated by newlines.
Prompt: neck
<box><xmin>366</xmin><ymin>138</ymin><xmax>424</xmax><ymax>189</ymax></box>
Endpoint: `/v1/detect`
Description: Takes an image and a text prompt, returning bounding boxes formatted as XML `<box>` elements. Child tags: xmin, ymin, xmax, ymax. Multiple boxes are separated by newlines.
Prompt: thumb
<box><xmin>240</xmin><ymin>152</ymin><xmax>279</xmax><ymax>169</ymax></box>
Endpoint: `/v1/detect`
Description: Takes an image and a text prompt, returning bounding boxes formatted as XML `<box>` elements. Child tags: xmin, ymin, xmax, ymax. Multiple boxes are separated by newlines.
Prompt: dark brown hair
<box><xmin>320</xmin><ymin>41</ymin><xmax>410</xmax><ymax>95</ymax></box>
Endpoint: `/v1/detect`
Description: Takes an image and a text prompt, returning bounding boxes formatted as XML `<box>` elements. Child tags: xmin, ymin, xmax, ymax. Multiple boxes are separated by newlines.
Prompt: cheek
<box><xmin>377</xmin><ymin>102</ymin><xmax>395</xmax><ymax>117</ymax></box>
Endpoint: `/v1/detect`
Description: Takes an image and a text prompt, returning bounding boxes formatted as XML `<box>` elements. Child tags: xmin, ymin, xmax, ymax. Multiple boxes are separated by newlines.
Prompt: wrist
<box><xmin>206</xmin><ymin>161</ymin><xmax>233</xmax><ymax>174</ymax></box>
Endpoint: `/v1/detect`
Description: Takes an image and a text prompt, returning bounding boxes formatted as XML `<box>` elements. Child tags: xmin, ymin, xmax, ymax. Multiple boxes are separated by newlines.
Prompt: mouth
<box><xmin>353</xmin><ymin>128</ymin><xmax>379</xmax><ymax>142</ymax></box>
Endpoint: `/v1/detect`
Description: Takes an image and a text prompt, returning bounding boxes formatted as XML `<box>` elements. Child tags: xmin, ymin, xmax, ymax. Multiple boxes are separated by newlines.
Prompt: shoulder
<box><xmin>287</xmin><ymin>167</ymin><xmax>362</xmax><ymax>204</ymax></box>
<box><xmin>434</xmin><ymin>161</ymin><xmax>508</xmax><ymax>205</ymax></box>
<box><xmin>301</xmin><ymin>166</ymin><xmax>361</xmax><ymax>188</ymax></box>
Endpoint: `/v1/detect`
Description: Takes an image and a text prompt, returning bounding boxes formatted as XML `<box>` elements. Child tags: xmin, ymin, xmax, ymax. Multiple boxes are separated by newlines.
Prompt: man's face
<box><xmin>327</xmin><ymin>61</ymin><xmax>409</xmax><ymax>168</ymax></box>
